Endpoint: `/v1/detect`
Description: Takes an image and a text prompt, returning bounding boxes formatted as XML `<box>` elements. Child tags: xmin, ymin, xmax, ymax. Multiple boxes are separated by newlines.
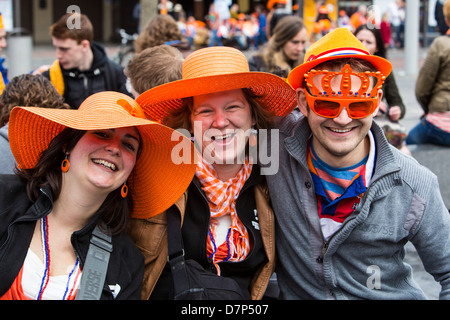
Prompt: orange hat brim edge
<box><xmin>8</xmin><ymin>106</ymin><xmax>198</xmax><ymax>219</ymax></box>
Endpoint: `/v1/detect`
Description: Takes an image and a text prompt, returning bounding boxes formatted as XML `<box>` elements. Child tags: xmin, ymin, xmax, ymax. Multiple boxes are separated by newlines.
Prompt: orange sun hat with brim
<box><xmin>8</xmin><ymin>91</ymin><xmax>197</xmax><ymax>220</ymax></box>
<box><xmin>287</xmin><ymin>27</ymin><xmax>392</xmax><ymax>90</ymax></box>
<box><xmin>136</xmin><ymin>46</ymin><xmax>297</xmax><ymax>123</ymax></box>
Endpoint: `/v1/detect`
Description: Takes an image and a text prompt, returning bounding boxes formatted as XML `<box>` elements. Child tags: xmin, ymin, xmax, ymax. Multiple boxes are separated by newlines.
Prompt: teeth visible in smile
<box><xmin>213</xmin><ymin>133</ymin><xmax>233</xmax><ymax>141</ymax></box>
<box><xmin>330</xmin><ymin>128</ymin><xmax>352</xmax><ymax>133</ymax></box>
<box><xmin>93</xmin><ymin>159</ymin><xmax>117</xmax><ymax>171</ymax></box>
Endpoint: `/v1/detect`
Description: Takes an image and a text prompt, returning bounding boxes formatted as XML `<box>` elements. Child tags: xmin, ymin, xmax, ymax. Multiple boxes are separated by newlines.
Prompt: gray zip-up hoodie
<box><xmin>266</xmin><ymin>113</ymin><xmax>450</xmax><ymax>299</ymax></box>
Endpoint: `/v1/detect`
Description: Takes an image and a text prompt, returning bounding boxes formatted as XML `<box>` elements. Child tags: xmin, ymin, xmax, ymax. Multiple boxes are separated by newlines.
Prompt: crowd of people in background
<box><xmin>157</xmin><ymin>1</ymin><xmax>407</xmax><ymax>53</ymax></box>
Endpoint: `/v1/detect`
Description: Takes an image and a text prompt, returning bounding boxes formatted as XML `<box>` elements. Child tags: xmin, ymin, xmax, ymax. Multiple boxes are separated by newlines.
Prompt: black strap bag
<box><xmin>166</xmin><ymin>207</ymin><xmax>245</xmax><ymax>300</ymax></box>
<box><xmin>75</xmin><ymin>224</ymin><xmax>112</xmax><ymax>300</ymax></box>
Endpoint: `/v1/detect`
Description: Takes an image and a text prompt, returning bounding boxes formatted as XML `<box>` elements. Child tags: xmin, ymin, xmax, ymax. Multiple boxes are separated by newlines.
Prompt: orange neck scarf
<box><xmin>195</xmin><ymin>156</ymin><xmax>252</xmax><ymax>271</ymax></box>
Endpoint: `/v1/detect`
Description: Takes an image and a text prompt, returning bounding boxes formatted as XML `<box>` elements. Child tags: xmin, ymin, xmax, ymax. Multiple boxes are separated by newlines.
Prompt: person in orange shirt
<box><xmin>349</xmin><ymin>4</ymin><xmax>367</xmax><ymax>31</ymax></box>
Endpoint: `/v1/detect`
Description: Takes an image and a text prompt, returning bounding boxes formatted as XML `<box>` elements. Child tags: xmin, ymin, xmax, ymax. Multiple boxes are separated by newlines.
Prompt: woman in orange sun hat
<box><xmin>130</xmin><ymin>46</ymin><xmax>297</xmax><ymax>300</ymax></box>
<box><xmin>0</xmin><ymin>91</ymin><xmax>196</xmax><ymax>300</ymax></box>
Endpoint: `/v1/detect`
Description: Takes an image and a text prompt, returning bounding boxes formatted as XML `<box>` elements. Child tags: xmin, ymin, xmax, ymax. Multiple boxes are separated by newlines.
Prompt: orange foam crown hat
<box><xmin>287</xmin><ymin>28</ymin><xmax>392</xmax><ymax>90</ymax></box>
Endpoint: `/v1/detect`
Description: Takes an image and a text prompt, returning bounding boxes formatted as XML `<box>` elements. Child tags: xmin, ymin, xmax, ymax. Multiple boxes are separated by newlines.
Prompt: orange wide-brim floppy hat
<box><xmin>136</xmin><ymin>46</ymin><xmax>297</xmax><ymax>123</ymax></box>
<box><xmin>8</xmin><ymin>91</ymin><xmax>197</xmax><ymax>219</ymax></box>
<box><xmin>287</xmin><ymin>27</ymin><xmax>393</xmax><ymax>90</ymax></box>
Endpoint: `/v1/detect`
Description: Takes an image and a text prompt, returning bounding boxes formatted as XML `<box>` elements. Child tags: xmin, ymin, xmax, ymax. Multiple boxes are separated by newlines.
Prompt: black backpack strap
<box><xmin>75</xmin><ymin>224</ymin><xmax>112</xmax><ymax>300</ymax></box>
<box><xmin>166</xmin><ymin>206</ymin><xmax>191</xmax><ymax>296</ymax></box>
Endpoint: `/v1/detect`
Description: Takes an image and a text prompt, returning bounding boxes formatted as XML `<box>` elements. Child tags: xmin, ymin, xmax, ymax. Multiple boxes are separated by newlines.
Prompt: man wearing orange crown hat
<box><xmin>266</xmin><ymin>28</ymin><xmax>450</xmax><ymax>299</ymax></box>
<box><xmin>0</xmin><ymin>13</ymin><xmax>8</xmax><ymax>94</ymax></box>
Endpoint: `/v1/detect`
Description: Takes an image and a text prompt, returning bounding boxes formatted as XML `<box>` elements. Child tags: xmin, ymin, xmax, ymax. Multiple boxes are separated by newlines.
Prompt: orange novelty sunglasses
<box><xmin>304</xmin><ymin>89</ymin><xmax>379</xmax><ymax>119</ymax></box>
<box><xmin>303</xmin><ymin>64</ymin><xmax>386</xmax><ymax>119</ymax></box>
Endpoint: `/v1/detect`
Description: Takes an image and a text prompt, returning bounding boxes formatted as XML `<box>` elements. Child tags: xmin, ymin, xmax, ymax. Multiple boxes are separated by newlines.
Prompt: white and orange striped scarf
<box><xmin>195</xmin><ymin>156</ymin><xmax>253</xmax><ymax>271</ymax></box>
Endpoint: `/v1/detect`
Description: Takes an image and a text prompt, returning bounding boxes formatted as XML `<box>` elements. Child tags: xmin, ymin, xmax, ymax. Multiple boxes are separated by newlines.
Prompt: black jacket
<box><xmin>0</xmin><ymin>174</ymin><xmax>144</xmax><ymax>299</ymax></box>
<box><xmin>151</xmin><ymin>166</ymin><xmax>268</xmax><ymax>300</ymax></box>
<box><xmin>43</xmin><ymin>42</ymin><xmax>131</xmax><ymax>109</ymax></box>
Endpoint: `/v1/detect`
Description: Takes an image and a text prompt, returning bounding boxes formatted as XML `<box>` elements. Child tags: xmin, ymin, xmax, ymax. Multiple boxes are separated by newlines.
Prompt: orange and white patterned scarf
<box><xmin>195</xmin><ymin>156</ymin><xmax>253</xmax><ymax>270</ymax></box>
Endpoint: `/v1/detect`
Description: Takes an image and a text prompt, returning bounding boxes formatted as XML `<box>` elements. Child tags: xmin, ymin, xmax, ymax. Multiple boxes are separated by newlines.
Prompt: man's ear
<box><xmin>372</xmin><ymin>88</ymin><xmax>383</xmax><ymax>116</ymax></box>
<box><xmin>296</xmin><ymin>88</ymin><xmax>309</xmax><ymax>117</ymax></box>
<box><xmin>80</xmin><ymin>39</ymin><xmax>91</xmax><ymax>51</ymax></box>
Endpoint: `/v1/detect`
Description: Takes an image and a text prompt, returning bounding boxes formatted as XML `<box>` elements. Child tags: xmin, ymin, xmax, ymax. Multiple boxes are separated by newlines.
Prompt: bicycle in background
<box><xmin>113</xmin><ymin>28</ymin><xmax>138</xmax><ymax>67</ymax></box>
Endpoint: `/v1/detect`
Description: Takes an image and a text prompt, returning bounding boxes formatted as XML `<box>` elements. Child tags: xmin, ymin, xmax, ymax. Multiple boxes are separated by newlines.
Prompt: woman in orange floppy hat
<box><xmin>130</xmin><ymin>46</ymin><xmax>297</xmax><ymax>300</ymax></box>
<box><xmin>0</xmin><ymin>91</ymin><xmax>196</xmax><ymax>300</ymax></box>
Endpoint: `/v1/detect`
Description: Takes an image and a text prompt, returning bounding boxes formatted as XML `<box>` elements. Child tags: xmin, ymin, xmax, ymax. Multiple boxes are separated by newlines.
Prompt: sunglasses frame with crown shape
<box><xmin>303</xmin><ymin>64</ymin><xmax>386</xmax><ymax>119</ymax></box>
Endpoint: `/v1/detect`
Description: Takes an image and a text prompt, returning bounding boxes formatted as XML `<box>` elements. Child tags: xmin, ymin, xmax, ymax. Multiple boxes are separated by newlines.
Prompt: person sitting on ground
<box><xmin>406</xmin><ymin>0</ymin><xmax>450</xmax><ymax>146</ymax></box>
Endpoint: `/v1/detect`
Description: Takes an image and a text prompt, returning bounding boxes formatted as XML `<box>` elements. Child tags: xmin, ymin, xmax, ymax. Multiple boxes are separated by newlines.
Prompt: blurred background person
<box><xmin>0</xmin><ymin>74</ymin><xmax>70</xmax><ymax>174</ymax></box>
<box><xmin>38</xmin><ymin>13</ymin><xmax>129</xmax><ymax>109</ymax></box>
<box><xmin>354</xmin><ymin>24</ymin><xmax>409</xmax><ymax>153</ymax></box>
<box><xmin>124</xmin><ymin>45</ymin><xmax>183</xmax><ymax>98</ymax></box>
<box><xmin>134</xmin><ymin>14</ymin><xmax>190</xmax><ymax>57</ymax></box>
<box><xmin>406</xmin><ymin>0</ymin><xmax>450</xmax><ymax>146</ymax></box>
<box><xmin>0</xmin><ymin>13</ymin><xmax>8</xmax><ymax>95</ymax></box>
<box><xmin>248</xmin><ymin>15</ymin><xmax>307</xmax><ymax>78</ymax></box>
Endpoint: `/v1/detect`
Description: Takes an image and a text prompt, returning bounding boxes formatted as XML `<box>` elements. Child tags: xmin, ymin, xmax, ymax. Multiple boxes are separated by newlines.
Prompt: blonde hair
<box><xmin>134</xmin><ymin>15</ymin><xmax>183</xmax><ymax>53</ymax></box>
<box><xmin>125</xmin><ymin>45</ymin><xmax>183</xmax><ymax>95</ymax></box>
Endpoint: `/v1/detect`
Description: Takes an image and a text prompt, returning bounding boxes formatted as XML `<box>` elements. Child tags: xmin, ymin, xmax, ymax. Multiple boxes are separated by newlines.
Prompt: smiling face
<box><xmin>66</xmin><ymin>127</ymin><xmax>140</xmax><ymax>194</ymax></box>
<box><xmin>297</xmin><ymin>63</ymin><xmax>381</xmax><ymax>167</ymax></box>
<box><xmin>191</xmin><ymin>89</ymin><xmax>255</xmax><ymax>168</ymax></box>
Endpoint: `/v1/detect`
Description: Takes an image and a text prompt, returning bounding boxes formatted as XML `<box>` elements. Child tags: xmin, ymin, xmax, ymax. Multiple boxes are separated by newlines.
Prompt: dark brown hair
<box><xmin>314</xmin><ymin>58</ymin><xmax>378</xmax><ymax>73</ymax></box>
<box><xmin>354</xmin><ymin>24</ymin><xmax>387</xmax><ymax>59</ymax></box>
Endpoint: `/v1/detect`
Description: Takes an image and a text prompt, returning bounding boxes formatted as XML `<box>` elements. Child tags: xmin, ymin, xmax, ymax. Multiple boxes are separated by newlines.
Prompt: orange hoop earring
<box><xmin>249</xmin><ymin>128</ymin><xmax>258</xmax><ymax>147</ymax></box>
<box><xmin>61</xmin><ymin>154</ymin><xmax>70</xmax><ymax>173</ymax></box>
<box><xmin>121</xmin><ymin>184</ymin><xmax>128</xmax><ymax>198</ymax></box>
